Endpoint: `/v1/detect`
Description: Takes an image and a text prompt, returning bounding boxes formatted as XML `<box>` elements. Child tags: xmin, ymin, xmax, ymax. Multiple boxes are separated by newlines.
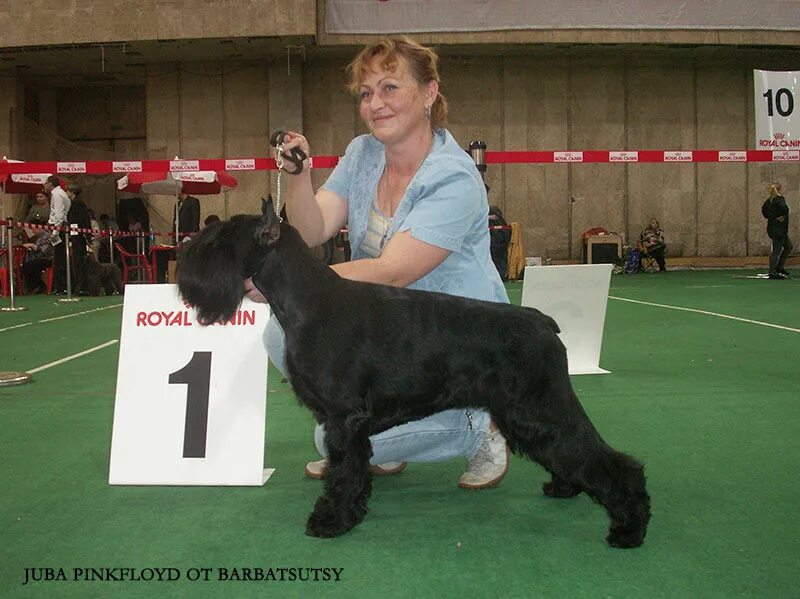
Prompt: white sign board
<box><xmin>521</xmin><ymin>264</ymin><xmax>613</xmax><ymax>376</ymax></box>
<box><xmin>109</xmin><ymin>284</ymin><xmax>273</xmax><ymax>486</ymax></box>
<box><xmin>754</xmin><ymin>70</ymin><xmax>799</xmax><ymax>150</ymax></box>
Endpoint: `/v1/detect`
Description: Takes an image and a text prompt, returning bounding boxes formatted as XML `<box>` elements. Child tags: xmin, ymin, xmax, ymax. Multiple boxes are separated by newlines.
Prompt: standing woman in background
<box><xmin>763</xmin><ymin>183</ymin><xmax>792</xmax><ymax>279</ymax></box>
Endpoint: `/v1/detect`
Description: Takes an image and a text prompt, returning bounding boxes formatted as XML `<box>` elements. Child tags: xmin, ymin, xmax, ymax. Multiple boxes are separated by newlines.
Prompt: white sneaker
<box><xmin>458</xmin><ymin>429</ymin><xmax>509</xmax><ymax>489</ymax></box>
<box><xmin>304</xmin><ymin>459</ymin><xmax>407</xmax><ymax>480</ymax></box>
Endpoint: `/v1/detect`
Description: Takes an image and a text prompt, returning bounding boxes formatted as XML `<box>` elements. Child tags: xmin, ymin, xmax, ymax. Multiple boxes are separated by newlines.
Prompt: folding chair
<box><xmin>0</xmin><ymin>246</ymin><xmax>28</xmax><ymax>296</ymax></box>
<box><xmin>114</xmin><ymin>242</ymin><xmax>154</xmax><ymax>284</ymax></box>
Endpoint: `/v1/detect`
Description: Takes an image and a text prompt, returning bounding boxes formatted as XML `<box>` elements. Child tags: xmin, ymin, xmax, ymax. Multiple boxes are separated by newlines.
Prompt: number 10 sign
<box><xmin>109</xmin><ymin>284</ymin><xmax>274</xmax><ymax>486</ymax></box>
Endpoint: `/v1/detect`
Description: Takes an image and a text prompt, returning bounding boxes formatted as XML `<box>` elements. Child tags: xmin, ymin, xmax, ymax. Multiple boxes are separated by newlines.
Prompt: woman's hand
<box><xmin>22</xmin><ymin>243</ymin><xmax>36</xmax><ymax>250</ymax></box>
<box><xmin>243</xmin><ymin>278</ymin><xmax>267</xmax><ymax>303</ymax></box>
<box><xmin>278</xmin><ymin>131</ymin><xmax>311</xmax><ymax>175</ymax></box>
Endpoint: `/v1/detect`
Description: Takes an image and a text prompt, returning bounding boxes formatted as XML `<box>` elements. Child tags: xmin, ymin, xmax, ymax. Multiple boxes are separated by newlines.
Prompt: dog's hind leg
<box><xmin>495</xmin><ymin>391</ymin><xmax>650</xmax><ymax>549</ymax></box>
<box><xmin>305</xmin><ymin>411</ymin><xmax>373</xmax><ymax>538</ymax></box>
<box><xmin>542</xmin><ymin>474</ymin><xmax>581</xmax><ymax>498</ymax></box>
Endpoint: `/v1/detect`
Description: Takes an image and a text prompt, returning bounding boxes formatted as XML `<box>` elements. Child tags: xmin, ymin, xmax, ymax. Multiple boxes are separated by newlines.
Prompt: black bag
<box><xmin>761</xmin><ymin>198</ymin><xmax>774</xmax><ymax>219</ymax></box>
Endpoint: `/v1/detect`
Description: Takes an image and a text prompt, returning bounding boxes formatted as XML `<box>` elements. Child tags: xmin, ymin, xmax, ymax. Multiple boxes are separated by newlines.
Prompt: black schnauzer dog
<box><xmin>177</xmin><ymin>200</ymin><xmax>651</xmax><ymax>548</ymax></box>
<box><xmin>82</xmin><ymin>251</ymin><xmax>124</xmax><ymax>296</ymax></box>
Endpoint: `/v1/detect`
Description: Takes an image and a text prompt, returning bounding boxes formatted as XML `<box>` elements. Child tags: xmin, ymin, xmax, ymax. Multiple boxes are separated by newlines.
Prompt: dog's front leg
<box><xmin>306</xmin><ymin>412</ymin><xmax>373</xmax><ymax>538</ymax></box>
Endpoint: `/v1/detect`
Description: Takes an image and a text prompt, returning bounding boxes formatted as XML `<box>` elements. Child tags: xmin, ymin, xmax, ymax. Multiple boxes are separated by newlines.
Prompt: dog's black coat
<box><xmin>82</xmin><ymin>253</ymin><xmax>124</xmax><ymax>296</ymax></box>
<box><xmin>177</xmin><ymin>202</ymin><xmax>651</xmax><ymax>548</ymax></box>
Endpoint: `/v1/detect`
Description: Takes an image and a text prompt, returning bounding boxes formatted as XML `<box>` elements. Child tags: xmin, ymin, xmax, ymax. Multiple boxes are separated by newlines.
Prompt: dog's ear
<box><xmin>260</xmin><ymin>196</ymin><xmax>273</xmax><ymax>216</ymax></box>
<box><xmin>255</xmin><ymin>197</ymin><xmax>281</xmax><ymax>246</ymax></box>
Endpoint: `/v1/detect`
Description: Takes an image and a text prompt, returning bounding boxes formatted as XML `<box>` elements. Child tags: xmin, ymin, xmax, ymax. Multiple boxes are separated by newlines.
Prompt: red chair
<box><xmin>0</xmin><ymin>246</ymin><xmax>27</xmax><ymax>296</ymax></box>
<box><xmin>114</xmin><ymin>242</ymin><xmax>154</xmax><ymax>284</ymax></box>
<box><xmin>44</xmin><ymin>266</ymin><xmax>54</xmax><ymax>294</ymax></box>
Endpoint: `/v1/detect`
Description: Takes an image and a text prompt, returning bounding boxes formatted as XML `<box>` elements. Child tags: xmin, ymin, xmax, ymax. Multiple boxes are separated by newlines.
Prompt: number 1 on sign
<box><xmin>168</xmin><ymin>352</ymin><xmax>212</xmax><ymax>458</ymax></box>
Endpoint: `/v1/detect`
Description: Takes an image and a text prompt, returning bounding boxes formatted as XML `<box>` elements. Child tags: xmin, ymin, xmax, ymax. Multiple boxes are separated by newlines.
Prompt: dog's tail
<box><xmin>522</xmin><ymin>306</ymin><xmax>561</xmax><ymax>335</ymax></box>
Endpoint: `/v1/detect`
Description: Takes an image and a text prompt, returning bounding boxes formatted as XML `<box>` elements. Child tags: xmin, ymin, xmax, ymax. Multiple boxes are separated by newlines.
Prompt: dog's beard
<box><xmin>176</xmin><ymin>212</ymin><xmax>278</xmax><ymax>326</ymax></box>
<box><xmin>180</xmin><ymin>267</ymin><xmax>246</xmax><ymax>326</ymax></box>
<box><xmin>177</xmin><ymin>220</ymin><xmax>258</xmax><ymax>325</ymax></box>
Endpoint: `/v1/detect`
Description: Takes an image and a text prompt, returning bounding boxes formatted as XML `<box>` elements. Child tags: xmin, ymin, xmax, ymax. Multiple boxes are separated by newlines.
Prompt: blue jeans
<box><xmin>265</xmin><ymin>315</ymin><xmax>490</xmax><ymax>464</ymax></box>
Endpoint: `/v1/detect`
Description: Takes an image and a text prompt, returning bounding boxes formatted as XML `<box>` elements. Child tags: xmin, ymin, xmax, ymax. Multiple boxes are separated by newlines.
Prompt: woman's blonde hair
<box><xmin>768</xmin><ymin>183</ymin><xmax>782</xmax><ymax>198</ymax></box>
<box><xmin>346</xmin><ymin>36</ymin><xmax>448</xmax><ymax>129</ymax></box>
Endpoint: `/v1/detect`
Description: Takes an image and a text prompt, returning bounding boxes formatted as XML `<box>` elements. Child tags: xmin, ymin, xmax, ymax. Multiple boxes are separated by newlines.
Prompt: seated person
<box><xmin>88</xmin><ymin>208</ymin><xmax>102</xmax><ymax>257</ymax></box>
<box><xmin>20</xmin><ymin>220</ymin><xmax>54</xmax><ymax>294</ymax></box>
<box><xmin>639</xmin><ymin>218</ymin><xmax>667</xmax><ymax>272</ymax></box>
<box><xmin>25</xmin><ymin>190</ymin><xmax>51</xmax><ymax>224</ymax></box>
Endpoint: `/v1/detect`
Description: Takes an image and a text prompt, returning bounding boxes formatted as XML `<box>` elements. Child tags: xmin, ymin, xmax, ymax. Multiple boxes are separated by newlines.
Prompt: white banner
<box><xmin>327</xmin><ymin>0</ymin><xmax>800</xmax><ymax>34</ymax></box>
<box><xmin>754</xmin><ymin>70</ymin><xmax>799</xmax><ymax>150</ymax></box>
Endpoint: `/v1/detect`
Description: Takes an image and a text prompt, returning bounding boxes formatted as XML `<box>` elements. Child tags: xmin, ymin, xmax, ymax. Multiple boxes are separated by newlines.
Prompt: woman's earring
<box><xmin>425</xmin><ymin>105</ymin><xmax>431</xmax><ymax>119</ymax></box>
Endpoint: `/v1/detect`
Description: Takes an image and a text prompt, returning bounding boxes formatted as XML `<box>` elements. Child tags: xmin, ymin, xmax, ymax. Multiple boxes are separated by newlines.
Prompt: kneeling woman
<box><xmin>250</xmin><ymin>37</ymin><xmax>511</xmax><ymax>490</ymax></box>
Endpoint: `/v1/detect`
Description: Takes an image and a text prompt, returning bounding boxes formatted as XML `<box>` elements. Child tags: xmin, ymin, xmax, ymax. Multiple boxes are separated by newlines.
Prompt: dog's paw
<box><xmin>542</xmin><ymin>479</ymin><xmax>581</xmax><ymax>499</ymax></box>
<box><xmin>606</xmin><ymin>525</ymin><xmax>646</xmax><ymax>549</ymax></box>
<box><xmin>305</xmin><ymin>498</ymin><xmax>354</xmax><ymax>538</ymax></box>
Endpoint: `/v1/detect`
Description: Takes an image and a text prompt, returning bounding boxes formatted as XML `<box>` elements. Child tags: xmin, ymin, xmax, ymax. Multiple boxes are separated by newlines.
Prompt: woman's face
<box><xmin>357</xmin><ymin>57</ymin><xmax>435</xmax><ymax>145</ymax></box>
<box><xmin>650</xmin><ymin>219</ymin><xmax>659</xmax><ymax>229</ymax></box>
<box><xmin>36</xmin><ymin>193</ymin><xmax>48</xmax><ymax>205</ymax></box>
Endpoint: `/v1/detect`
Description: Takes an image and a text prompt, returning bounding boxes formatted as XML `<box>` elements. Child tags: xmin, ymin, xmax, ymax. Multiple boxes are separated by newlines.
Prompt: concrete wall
<box><xmin>9</xmin><ymin>49</ymin><xmax>800</xmax><ymax>258</ymax></box>
<box><xmin>302</xmin><ymin>51</ymin><xmax>799</xmax><ymax>259</ymax></box>
<box><xmin>0</xmin><ymin>74</ymin><xmax>25</xmax><ymax>220</ymax></box>
<box><xmin>1</xmin><ymin>1</ymin><xmax>316</xmax><ymax>48</ymax></box>
<box><xmin>143</xmin><ymin>60</ymin><xmax>302</xmax><ymax>239</ymax></box>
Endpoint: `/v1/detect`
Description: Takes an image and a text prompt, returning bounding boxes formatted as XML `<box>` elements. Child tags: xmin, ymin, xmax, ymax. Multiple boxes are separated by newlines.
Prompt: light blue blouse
<box><xmin>322</xmin><ymin>129</ymin><xmax>508</xmax><ymax>304</ymax></box>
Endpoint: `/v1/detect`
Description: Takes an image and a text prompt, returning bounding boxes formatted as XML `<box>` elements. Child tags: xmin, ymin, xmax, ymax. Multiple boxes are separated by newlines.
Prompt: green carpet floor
<box><xmin>1</xmin><ymin>270</ymin><xmax>798</xmax><ymax>598</ymax></box>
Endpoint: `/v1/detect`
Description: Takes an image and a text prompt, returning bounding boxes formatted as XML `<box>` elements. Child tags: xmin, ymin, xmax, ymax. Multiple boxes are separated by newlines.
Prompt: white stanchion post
<box><xmin>521</xmin><ymin>263</ymin><xmax>613</xmax><ymax>375</ymax></box>
<box><xmin>0</xmin><ymin>208</ymin><xmax>33</xmax><ymax>382</ymax></box>
<box><xmin>58</xmin><ymin>223</ymin><xmax>80</xmax><ymax>303</ymax></box>
<box><xmin>109</xmin><ymin>230</ymin><xmax>115</xmax><ymax>264</ymax></box>
<box><xmin>109</xmin><ymin>285</ymin><xmax>273</xmax><ymax>486</ymax></box>
<box><xmin>1</xmin><ymin>218</ymin><xmax>28</xmax><ymax>313</ymax></box>
<box><xmin>136</xmin><ymin>233</ymin><xmax>145</xmax><ymax>283</ymax></box>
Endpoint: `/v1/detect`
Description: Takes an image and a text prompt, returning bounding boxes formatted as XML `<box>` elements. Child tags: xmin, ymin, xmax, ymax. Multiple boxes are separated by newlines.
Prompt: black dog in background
<box><xmin>177</xmin><ymin>200</ymin><xmax>651</xmax><ymax>548</ymax></box>
<box><xmin>82</xmin><ymin>250</ymin><xmax>124</xmax><ymax>296</ymax></box>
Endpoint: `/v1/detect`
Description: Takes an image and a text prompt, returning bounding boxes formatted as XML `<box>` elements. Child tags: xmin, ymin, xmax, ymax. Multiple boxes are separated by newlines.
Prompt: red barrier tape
<box><xmin>0</xmin><ymin>150</ymin><xmax>798</xmax><ymax>175</ymax></box>
<box><xmin>0</xmin><ymin>220</ymin><xmax>195</xmax><ymax>238</ymax></box>
<box><xmin>0</xmin><ymin>219</ymin><xmax>512</xmax><ymax>237</ymax></box>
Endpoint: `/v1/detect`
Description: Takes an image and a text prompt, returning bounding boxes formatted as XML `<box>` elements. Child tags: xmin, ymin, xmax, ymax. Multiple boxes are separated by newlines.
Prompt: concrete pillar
<box><xmin>0</xmin><ymin>73</ymin><xmax>25</xmax><ymax>219</ymax></box>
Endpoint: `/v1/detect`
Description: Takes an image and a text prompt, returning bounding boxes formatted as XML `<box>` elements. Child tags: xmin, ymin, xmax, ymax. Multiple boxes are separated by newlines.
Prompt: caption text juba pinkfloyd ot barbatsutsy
<box><xmin>22</xmin><ymin>566</ymin><xmax>344</xmax><ymax>585</ymax></box>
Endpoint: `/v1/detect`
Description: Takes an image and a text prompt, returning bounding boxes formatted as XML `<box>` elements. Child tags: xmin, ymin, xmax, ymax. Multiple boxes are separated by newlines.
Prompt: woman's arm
<box><xmin>282</xmin><ymin>131</ymin><xmax>350</xmax><ymax>247</ymax></box>
<box><xmin>331</xmin><ymin>230</ymin><xmax>450</xmax><ymax>287</ymax></box>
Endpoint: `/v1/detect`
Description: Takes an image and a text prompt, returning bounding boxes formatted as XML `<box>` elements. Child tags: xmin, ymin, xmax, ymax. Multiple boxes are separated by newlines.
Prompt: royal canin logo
<box><xmin>57</xmin><ymin>162</ymin><xmax>86</xmax><ymax>173</ymax></box>
<box><xmin>112</xmin><ymin>161</ymin><xmax>143</xmax><ymax>173</ymax></box>
<box><xmin>718</xmin><ymin>151</ymin><xmax>746</xmax><ymax>162</ymax></box>
<box><xmin>135</xmin><ymin>310</ymin><xmax>257</xmax><ymax>327</ymax></box>
<box><xmin>170</xmin><ymin>160</ymin><xmax>199</xmax><ymax>171</ymax></box>
<box><xmin>772</xmin><ymin>151</ymin><xmax>800</xmax><ymax>162</ymax></box>
<box><xmin>663</xmin><ymin>152</ymin><xmax>693</xmax><ymax>162</ymax></box>
<box><xmin>225</xmin><ymin>159</ymin><xmax>255</xmax><ymax>171</ymax></box>
<box><xmin>609</xmin><ymin>152</ymin><xmax>638</xmax><ymax>162</ymax></box>
<box><xmin>554</xmin><ymin>152</ymin><xmax>583</xmax><ymax>163</ymax></box>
